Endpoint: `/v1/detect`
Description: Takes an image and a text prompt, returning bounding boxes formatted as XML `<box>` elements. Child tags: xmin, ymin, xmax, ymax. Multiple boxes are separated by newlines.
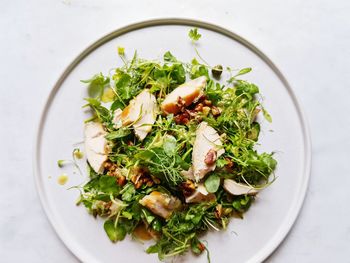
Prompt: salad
<box><xmin>60</xmin><ymin>28</ymin><xmax>277</xmax><ymax>261</ymax></box>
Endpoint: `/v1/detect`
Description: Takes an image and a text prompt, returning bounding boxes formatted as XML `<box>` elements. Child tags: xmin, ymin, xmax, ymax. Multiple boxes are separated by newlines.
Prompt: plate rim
<box><xmin>33</xmin><ymin>18</ymin><xmax>312</xmax><ymax>263</ymax></box>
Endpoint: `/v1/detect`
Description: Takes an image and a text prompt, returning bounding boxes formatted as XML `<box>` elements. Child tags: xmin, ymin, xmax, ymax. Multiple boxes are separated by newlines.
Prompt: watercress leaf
<box><xmin>104</xmin><ymin>219</ymin><xmax>127</xmax><ymax>242</ymax></box>
<box><xmin>163</xmin><ymin>51</ymin><xmax>177</xmax><ymax>62</ymax></box>
<box><xmin>189</xmin><ymin>28</ymin><xmax>201</xmax><ymax>42</ymax></box>
<box><xmin>99</xmin><ymin>175</ymin><xmax>120</xmax><ymax>194</ymax></box>
<box><xmin>101</xmin><ymin>87</ymin><xmax>115</xmax><ymax>103</ymax></box>
<box><xmin>81</xmin><ymin>73</ymin><xmax>109</xmax><ymax>99</ymax></box>
<box><xmin>152</xmin><ymin>219</ymin><xmax>162</xmax><ymax>232</ymax></box>
<box><xmin>190</xmin><ymin>63</ymin><xmax>209</xmax><ymax>79</ymax></box>
<box><xmin>232</xmin><ymin>196</ymin><xmax>253</xmax><ymax>213</ymax></box>
<box><xmin>234</xmin><ymin>67</ymin><xmax>252</xmax><ymax>77</ymax></box>
<box><xmin>121</xmin><ymin>184</ymin><xmax>136</xmax><ymax>202</ymax></box>
<box><xmin>122</xmin><ymin>211</ymin><xmax>133</xmax><ymax>220</ymax></box>
<box><xmin>216</xmin><ymin>158</ymin><xmax>229</xmax><ymax>168</ymax></box>
<box><xmin>247</xmin><ymin>122</ymin><xmax>260</xmax><ymax>141</ymax></box>
<box><xmin>117</xmin><ymin>46</ymin><xmax>125</xmax><ymax>56</ymax></box>
<box><xmin>105</xmin><ymin>128</ymin><xmax>131</xmax><ymax>140</ymax></box>
<box><xmin>142</xmin><ymin>209</ymin><xmax>155</xmax><ymax>224</ymax></box>
<box><xmin>163</xmin><ymin>135</ymin><xmax>177</xmax><ymax>156</ymax></box>
<box><xmin>146</xmin><ymin>243</ymin><xmax>160</xmax><ymax>254</ymax></box>
<box><xmin>235</xmin><ymin>80</ymin><xmax>259</xmax><ymax>97</ymax></box>
<box><xmin>169</xmin><ymin>63</ymin><xmax>186</xmax><ymax>85</ymax></box>
<box><xmin>104</xmin><ymin>220</ymin><xmax>117</xmax><ymax>242</ymax></box>
<box><xmin>204</xmin><ymin>174</ymin><xmax>220</xmax><ymax>193</ymax></box>
<box><xmin>262</xmin><ymin>108</ymin><xmax>272</xmax><ymax>123</ymax></box>
<box><xmin>110</xmin><ymin>99</ymin><xmax>125</xmax><ymax>111</ymax></box>
<box><xmin>134</xmin><ymin>150</ymin><xmax>155</xmax><ymax>161</ymax></box>
<box><xmin>113</xmin><ymin>70</ymin><xmax>133</xmax><ymax>100</ymax></box>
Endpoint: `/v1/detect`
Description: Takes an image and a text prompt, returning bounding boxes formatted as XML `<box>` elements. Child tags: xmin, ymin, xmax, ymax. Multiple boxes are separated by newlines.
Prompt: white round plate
<box><xmin>34</xmin><ymin>19</ymin><xmax>311</xmax><ymax>263</ymax></box>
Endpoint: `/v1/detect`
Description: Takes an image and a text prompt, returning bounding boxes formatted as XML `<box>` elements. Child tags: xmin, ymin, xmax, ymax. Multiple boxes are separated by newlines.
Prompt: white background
<box><xmin>0</xmin><ymin>0</ymin><xmax>349</xmax><ymax>262</ymax></box>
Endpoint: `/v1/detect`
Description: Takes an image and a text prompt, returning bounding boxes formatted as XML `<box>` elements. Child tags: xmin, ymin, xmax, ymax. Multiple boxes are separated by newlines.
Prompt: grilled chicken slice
<box><xmin>84</xmin><ymin>122</ymin><xmax>108</xmax><ymax>173</ymax></box>
<box><xmin>180</xmin><ymin>167</ymin><xmax>195</xmax><ymax>180</ymax></box>
<box><xmin>192</xmin><ymin>122</ymin><xmax>224</xmax><ymax>181</ymax></box>
<box><xmin>139</xmin><ymin>191</ymin><xmax>181</xmax><ymax>219</ymax></box>
<box><xmin>161</xmin><ymin>76</ymin><xmax>207</xmax><ymax>114</ymax></box>
<box><xmin>112</xmin><ymin>108</ymin><xmax>123</xmax><ymax>129</ymax></box>
<box><xmin>120</xmin><ymin>89</ymin><xmax>157</xmax><ymax>141</ymax></box>
<box><xmin>223</xmin><ymin>179</ymin><xmax>258</xmax><ymax>196</ymax></box>
<box><xmin>185</xmin><ymin>184</ymin><xmax>216</xmax><ymax>203</ymax></box>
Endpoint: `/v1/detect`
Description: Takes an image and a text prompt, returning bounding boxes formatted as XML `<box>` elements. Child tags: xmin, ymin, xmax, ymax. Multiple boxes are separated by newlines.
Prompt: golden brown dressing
<box><xmin>57</xmin><ymin>174</ymin><xmax>68</xmax><ymax>185</ymax></box>
<box><xmin>133</xmin><ymin>223</ymin><xmax>152</xmax><ymax>241</ymax></box>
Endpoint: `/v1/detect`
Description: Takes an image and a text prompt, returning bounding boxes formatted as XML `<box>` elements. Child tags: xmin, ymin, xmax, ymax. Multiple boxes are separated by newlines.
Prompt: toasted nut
<box><xmin>225</xmin><ymin>157</ymin><xmax>234</xmax><ymax>168</ymax></box>
<box><xmin>202</xmin><ymin>106</ymin><xmax>211</xmax><ymax>116</ymax></box>
<box><xmin>211</xmin><ymin>106</ymin><xmax>221</xmax><ymax>117</ymax></box>
<box><xmin>194</xmin><ymin>103</ymin><xmax>203</xmax><ymax>112</ymax></box>
<box><xmin>181</xmin><ymin>180</ymin><xmax>196</xmax><ymax>197</ymax></box>
<box><xmin>176</xmin><ymin>96</ymin><xmax>186</xmax><ymax>112</ymax></box>
<box><xmin>204</xmin><ymin>149</ymin><xmax>217</xmax><ymax>165</ymax></box>
<box><xmin>117</xmin><ymin>175</ymin><xmax>126</xmax><ymax>186</ymax></box>
<box><xmin>203</xmin><ymin>99</ymin><xmax>212</xmax><ymax>106</ymax></box>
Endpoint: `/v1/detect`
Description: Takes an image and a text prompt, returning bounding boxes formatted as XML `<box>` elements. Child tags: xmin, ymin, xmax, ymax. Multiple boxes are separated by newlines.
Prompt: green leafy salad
<box><xmin>61</xmin><ymin>28</ymin><xmax>277</xmax><ymax>261</ymax></box>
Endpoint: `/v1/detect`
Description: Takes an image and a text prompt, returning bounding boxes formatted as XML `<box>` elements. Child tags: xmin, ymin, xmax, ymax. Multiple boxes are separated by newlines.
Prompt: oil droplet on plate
<box><xmin>58</xmin><ymin>174</ymin><xmax>68</xmax><ymax>185</ymax></box>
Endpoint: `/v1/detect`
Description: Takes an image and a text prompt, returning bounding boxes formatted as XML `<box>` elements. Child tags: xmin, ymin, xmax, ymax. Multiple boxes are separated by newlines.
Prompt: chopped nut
<box><xmin>203</xmin><ymin>99</ymin><xmax>212</xmax><ymax>106</ymax></box>
<box><xmin>130</xmin><ymin>166</ymin><xmax>159</xmax><ymax>189</ymax></box>
<box><xmin>194</xmin><ymin>103</ymin><xmax>203</xmax><ymax>112</ymax></box>
<box><xmin>225</xmin><ymin>158</ymin><xmax>234</xmax><ymax>168</ymax></box>
<box><xmin>181</xmin><ymin>180</ymin><xmax>196</xmax><ymax>197</ymax></box>
<box><xmin>117</xmin><ymin>175</ymin><xmax>126</xmax><ymax>186</ymax></box>
<box><xmin>204</xmin><ymin>149</ymin><xmax>217</xmax><ymax>165</ymax></box>
<box><xmin>176</xmin><ymin>96</ymin><xmax>186</xmax><ymax>112</ymax></box>
<box><xmin>211</xmin><ymin>106</ymin><xmax>221</xmax><ymax>117</ymax></box>
<box><xmin>202</xmin><ymin>106</ymin><xmax>211</xmax><ymax>116</ymax></box>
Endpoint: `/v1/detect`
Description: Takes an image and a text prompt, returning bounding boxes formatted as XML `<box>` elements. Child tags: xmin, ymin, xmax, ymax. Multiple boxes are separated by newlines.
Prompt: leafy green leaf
<box><xmin>104</xmin><ymin>219</ymin><xmax>127</xmax><ymax>242</ymax></box>
<box><xmin>152</xmin><ymin>219</ymin><xmax>162</xmax><ymax>232</ymax></box>
<box><xmin>189</xmin><ymin>28</ymin><xmax>201</xmax><ymax>42</ymax></box>
<box><xmin>262</xmin><ymin>108</ymin><xmax>272</xmax><ymax>123</ymax></box>
<box><xmin>142</xmin><ymin>209</ymin><xmax>155</xmax><ymax>224</ymax></box>
<box><xmin>99</xmin><ymin>176</ymin><xmax>120</xmax><ymax>194</ymax></box>
<box><xmin>113</xmin><ymin>70</ymin><xmax>134</xmax><ymax>101</ymax></box>
<box><xmin>57</xmin><ymin>160</ymin><xmax>65</xmax><ymax>168</ymax></box>
<box><xmin>163</xmin><ymin>135</ymin><xmax>177</xmax><ymax>156</ymax></box>
<box><xmin>81</xmin><ymin>73</ymin><xmax>109</xmax><ymax>99</ymax></box>
<box><xmin>234</xmin><ymin>67</ymin><xmax>252</xmax><ymax>77</ymax></box>
<box><xmin>204</xmin><ymin>174</ymin><xmax>220</xmax><ymax>193</ymax></box>
<box><xmin>105</xmin><ymin>128</ymin><xmax>131</xmax><ymax>140</ymax></box>
<box><xmin>163</xmin><ymin>51</ymin><xmax>177</xmax><ymax>62</ymax></box>
<box><xmin>84</xmin><ymin>98</ymin><xmax>111</xmax><ymax>123</ymax></box>
<box><xmin>232</xmin><ymin>196</ymin><xmax>253</xmax><ymax>213</ymax></box>
<box><xmin>117</xmin><ymin>46</ymin><xmax>125</xmax><ymax>56</ymax></box>
<box><xmin>121</xmin><ymin>183</ymin><xmax>136</xmax><ymax>202</ymax></box>
<box><xmin>247</xmin><ymin>122</ymin><xmax>260</xmax><ymax>141</ymax></box>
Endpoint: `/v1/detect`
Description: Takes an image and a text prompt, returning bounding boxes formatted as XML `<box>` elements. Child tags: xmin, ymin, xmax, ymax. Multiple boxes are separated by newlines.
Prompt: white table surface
<box><xmin>1</xmin><ymin>0</ymin><xmax>349</xmax><ymax>262</ymax></box>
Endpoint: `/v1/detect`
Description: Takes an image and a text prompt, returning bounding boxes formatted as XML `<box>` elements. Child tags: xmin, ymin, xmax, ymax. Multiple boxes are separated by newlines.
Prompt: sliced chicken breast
<box><xmin>223</xmin><ymin>179</ymin><xmax>258</xmax><ymax>196</ymax></box>
<box><xmin>139</xmin><ymin>191</ymin><xmax>181</xmax><ymax>219</ymax></box>
<box><xmin>192</xmin><ymin>122</ymin><xmax>224</xmax><ymax>181</ymax></box>
<box><xmin>185</xmin><ymin>184</ymin><xmax>216</xmax><ymax>203</ymax></box>
<box><xmin>112</xmin><ymin>108</ymin><xmax>123</xmax><ymax>129</ymax></box>
<box><xmin>161</xmin><ymin>76</ymin><xmax>207</xmax><ymax>114</ymax></box>
<box><xmin>120</xmin><ymin>89</ymin><xmax>157</xmax><ymax>140</ymax></box>
<box><xmin>84</xmin><ymin>122</ymin><xmax>108</xmax><ymax>173</ymax></box>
